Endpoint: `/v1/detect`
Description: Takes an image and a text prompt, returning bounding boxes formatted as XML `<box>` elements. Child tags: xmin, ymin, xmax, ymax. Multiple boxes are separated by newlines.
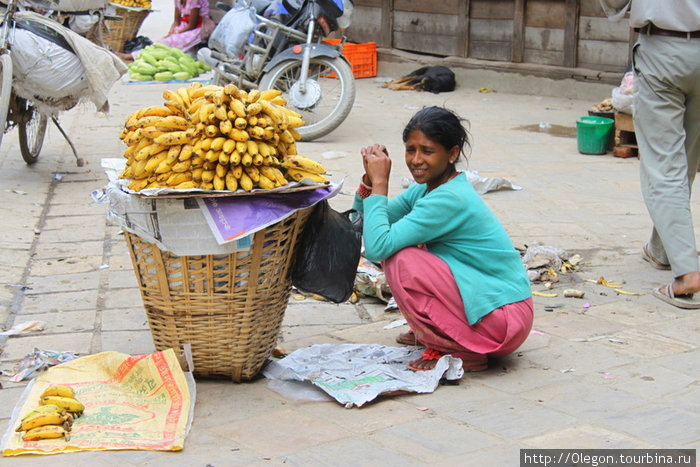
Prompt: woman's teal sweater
<box><xmin>353</xmin><ymin>173</ymin><xmax>531</xmax><ymax>325</ymax></box>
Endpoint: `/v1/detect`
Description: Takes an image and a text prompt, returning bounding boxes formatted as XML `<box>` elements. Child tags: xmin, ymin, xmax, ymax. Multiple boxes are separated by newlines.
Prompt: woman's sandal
<box><xmin>652</xmin><ymin>283</ymin><xmax>700</xmax><ymax>309</ymax></box>
<box><xmin>395</xmin><ymin>330</ymin><xmax>419</xmax><ymax>345</ymax></box>
<box><xmin>407</xmin><ymin>348</ymin><xmax>488</xmax><ymax>372</ymax></box>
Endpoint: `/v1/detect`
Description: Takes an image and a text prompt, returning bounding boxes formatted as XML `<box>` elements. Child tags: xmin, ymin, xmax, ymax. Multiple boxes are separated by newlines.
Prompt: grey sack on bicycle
<box><xmin>12</xmin><ymin>11</ymin><xmax>127</xmax><ymax>114</ymax></box>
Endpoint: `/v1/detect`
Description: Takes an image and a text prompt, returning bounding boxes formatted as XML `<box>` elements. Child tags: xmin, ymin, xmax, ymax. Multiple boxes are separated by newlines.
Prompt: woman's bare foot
<box><xmin>408</xmin><ymin>356</ymin><xmax>438</xmax><ymax>371</ymax></box>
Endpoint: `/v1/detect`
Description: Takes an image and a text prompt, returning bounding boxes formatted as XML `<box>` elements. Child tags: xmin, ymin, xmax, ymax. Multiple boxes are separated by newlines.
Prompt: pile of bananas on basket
<box><xmin>119</xmin><ymin>83</ymin><xmax>330</xmax><ymax>192</ymax></box>
<box><xmin>111</xmin><ymin>0</ymin><xmax>151</xmax><ymax>9</ymax></box>
<box><xmin>15</xmin><ymin>385</ymin><xmax>85</xmax><ymax>442</ymax></box>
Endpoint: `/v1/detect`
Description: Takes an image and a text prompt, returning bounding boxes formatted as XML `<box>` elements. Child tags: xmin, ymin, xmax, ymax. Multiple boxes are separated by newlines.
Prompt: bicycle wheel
<box><xmin>18</xmin><ymin>100</ymin><xmax>47</xmax><ymax>165</ymax></box>
<box><xmin>259</xmin><ymin>56</ymin><xmax>355</xmax><ymax>141</ymax></box>
<box><xmin>0</xmin><ymin>53</ymin><xmax>13</xmax><ymax>150</ymax></box>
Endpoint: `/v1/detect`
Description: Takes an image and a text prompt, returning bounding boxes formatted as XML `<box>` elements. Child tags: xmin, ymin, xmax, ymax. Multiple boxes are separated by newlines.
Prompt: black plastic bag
<box><xmin>292</xmin><ymin>201</ymin><xmax>362</xmax><ymax>303</ymax></box>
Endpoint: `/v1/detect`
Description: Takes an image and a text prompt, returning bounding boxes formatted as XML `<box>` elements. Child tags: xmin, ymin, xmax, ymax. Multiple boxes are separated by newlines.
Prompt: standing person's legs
<box><xmin>635</xmin><ymin>34</ymin><xmax>700</xmax><ymax>304</ymax></box>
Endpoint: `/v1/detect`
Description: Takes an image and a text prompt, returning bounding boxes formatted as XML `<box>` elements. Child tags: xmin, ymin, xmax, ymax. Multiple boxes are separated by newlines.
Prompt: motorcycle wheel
<box><xmin>18</xmin><ymin>100</ymin><xmax>47</xmax><ymax>165</ymax></box>
<box><xmin>259</xmin><ymin>56</ymin><xmax>355</xmax><ymax>141</ymax></box>
<box><xmin>0</xmin><ymin>54</ymin><xmax>13</xmax><ymax>149</ymax></box>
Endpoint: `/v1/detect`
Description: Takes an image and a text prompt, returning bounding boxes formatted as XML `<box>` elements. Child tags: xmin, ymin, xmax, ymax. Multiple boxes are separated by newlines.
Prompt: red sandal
<box><xmin>408</xmin><ymin>348</ymin><xmax>488</xmax><ymax>372</ymax></box>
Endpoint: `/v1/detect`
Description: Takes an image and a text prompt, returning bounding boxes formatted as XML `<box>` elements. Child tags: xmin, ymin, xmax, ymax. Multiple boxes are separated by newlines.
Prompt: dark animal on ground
<box><xmin>383</xmin><ymin>66</ymin><xmax>456</xmax><ymax>93</ymax></box>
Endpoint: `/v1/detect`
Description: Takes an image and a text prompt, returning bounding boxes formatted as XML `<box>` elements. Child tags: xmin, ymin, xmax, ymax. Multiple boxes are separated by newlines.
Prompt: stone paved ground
<box><xmin>0</xmin><ymin>4</ymin><xmax>698</xmax><ymax>465</ymax></box>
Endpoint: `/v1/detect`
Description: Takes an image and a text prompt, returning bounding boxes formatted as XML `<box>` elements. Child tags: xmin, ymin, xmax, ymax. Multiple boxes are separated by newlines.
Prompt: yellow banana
<box><xmin>176</xmin><ymin>86</ymin><xmax>191</xmax><ymax>108</ymax></box>
<box><xmin>222</xmin><ymin>139</ymin><xmax>236</xmax><ymax>154</ymax></box>
<box><xmin>166</xmin><ymin>172</ymin><xmax>192</xmax><ymax>186</ymax></box>
<box><xmin>215</xmin><ymin>163</ymin><xmax>227</xmax><ymax>179</ymax></box>
<box><xmin>287</xmin><ymin>116</ymin><xmax>305</xmax><ymax>129</ymax></box>
<box><xmin>22</xmin><ymin>424</ymin><xmax>70</xmax><ymax>441</ymax></box>
<box><xmin>281</xmin><ymin>155</ymin><xmax>326</xmax><ymax>174</ymax></box>
<box><xmin>155</xmin><ymin>115</ymin><xmax>189</xmax><ymax>131</ymax></box>
<box><xmin>210</xmin><ymin>136</ymin><xmax>227</xmax><ymax>152</ymax></box>
<box><xmin>172</xmin><ymin>160</ymin><xmax>192</xmax><ymax>173</ymax></box>
<box><xmin>214</xmin><ymin>105</ymin><xmax>228</xmax><ymax>121</ymax></box>
<box><xmin>21</xmin><ymin>405</ymin><xmax>62</xmax><ymax>421</ymax></box>
<box><xmin>246</xmin><ymin>102</ymin><xmax>262</xmax><ymax>116</ymax></box>
<box><xmin>241</xmin><ymin>153</ymin><xmax>253</xmax><ymax>167</ymax></box>
<box><xmin>16</xmin><ymin>410</ymin><xmax>71</xmax><ymax>432</ymax></box>
<box><xmin>136</xmin><ymin>143</ymin><xmax>169</xmax><ymax>161</ymax></box>
<box><xmin>279</xmin><ymin>129</ymin><xmax>295</xmax><ymax>144</ymax></box>
<box><xmin>239</xmin><ymin>172</ymin><xmax>254</xmax><ymax>191</ymax></box>
<box><xmin>173</xmin><ymin>180</ymin><xmax>199</xmax><ymax>189</ymax></box>
<box><xmin>231</xmin><ymin>129</ymin><xmax>249</xmax><ymax>142</ymax></box>
<box><xmin>219</xmin><ymin>151</ymin><xmax>230</xmax><ymax>164</ymax></box>
<box><xmin>234</xmin><ymin>117</ymin><xmax>247</xmax><ymax>130</ymax></box>
<box><xmin>223</xmin><ymin>83</ymin><xmax>239</xmax><ymax>97</ymax></box>
<box><xmin>189</xmin><ymin>84</ymin><xmax>219</xmax><ymax>101</ymax></box>
<box><xmin>230</xmin><ymin>163</ymin><xmax>243</xmax><ymax>179</ymax></box>
<box><xmin>225</xmin><ymin>171</ymin><xmax>238</xmax><ymax>191</ymax></box>
<box><xmin>247</xmin><ymin>89</ymin><xmax>261</xmax><ymax>103</ymax></box>
<box><xmin>213</xmin><ymin>174</ymin><xmax>226</xmax><ymax>191</ymax></box>
<box><xmin>285</xmin><ymin>167</ymin><xmax>329</xmax><ymax>184</ymax></box>
<box><xmin>178</xmin><ymin>144</ymin><xmax>194</xmax><ymax>161</ymax></box>
<box><xmin>260</xmin><ymin>166</ymin><xmax>288</xmax><ymax>186</ymax></box>
<box><xmin>205</xmin><ymin>124</ymin><xmax>220</xmax><ymax>138</ymax></box>
<box><xmin>131</xmin><ymin>115</ymin><xmax>163</xmax><ymax>130</ymax></box>
<box><xmin>154</xmin><ymin>131</ymin><xmax>191</xmax><ymax>146</ymax></box>
<box><xmin>144</xmin><ymin>150</ymin><xmax>169</xmax><ymax>173</ymax></box>
<box><xmin>201</xmin><ymin>169</ymin><xmax>215</xmax><ymax>183</ymax></box>
<box><xmin>164</xmin><ymin>100</ymin><xmax>187</xmax><ymax>117</ymax></box>
<box><xmin>247</xmin><ymin>126</ymin><xmax>265</xmax><ymax>140</ymax></box>
<box><xmin>244</xmin><ymin>165</ymin><xmax>260</xmax><ymax>182</ymax></box>
<box><xmin>229</xmin><ymin>99</ymin><xmax>247</xmax><ymax>118</ymax></box>
<box><xmin>135</xmin><ymin>105</ymin><xmax>173</xmax><ymax>120</ymax></box>
<box><xmin>253</xmin><ymin>154</ymin><xmax>264</xmax><ymax>166</ymax></box>
<box><xmin>257</xmin><ymin>173</ymin><xmax>276</xmax><ymax>190</ymax></box>
<box><xmin>40</xmin><ymin>396</ymin><xmax>85</xmax><ymax>414</ymax></box>
<box><xmin>229</xmin><ymin>150</ymin><xmax>241</xmax><ymax>166</ymax></box>
<box><xmin>162</xmin><ymin>89</ymin><xmax>184</xmax><ymax>108</ymax></box>
<box><xmin>259</xmin><ymin>89</ymin><xmax>282</xmax><ymax>101</ymax></box>
<box><xmin>219</xmin><ymin>119</ymin><xmax>233</xmax><ymax>135</ymax></box>
<box><xmin>246</xmin><ymin>140</ymin><xmax>258</xmax><ymax>156</ymax></box>
<box><xmin>270</xmin><ymin>96</ymin><xmax>287</xmax><ymax>106</ymax></box>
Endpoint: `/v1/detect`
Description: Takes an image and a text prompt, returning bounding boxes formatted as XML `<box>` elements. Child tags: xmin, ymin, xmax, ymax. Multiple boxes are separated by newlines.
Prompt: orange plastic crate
<box><xmin>324</xmin><ymin>40</ymin><xmax>377</xmax><ymax>78</ymax></box>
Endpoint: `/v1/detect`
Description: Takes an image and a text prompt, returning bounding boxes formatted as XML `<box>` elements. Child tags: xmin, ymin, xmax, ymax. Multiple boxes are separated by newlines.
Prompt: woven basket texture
<box><xmin>102</xmin><ymin>8</ymin><xmax>149</xmax><ymax>52</ymax></box>
<box><xmin>125</xmin><ymin>206</ymin><xmax>312</xmax><ymax>382</ymax></box>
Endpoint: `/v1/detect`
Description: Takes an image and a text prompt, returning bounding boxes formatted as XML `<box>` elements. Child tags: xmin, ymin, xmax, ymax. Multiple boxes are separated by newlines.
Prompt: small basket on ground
<box><xmin>124</xmin><ymin>207</ymin><xmax>313</xmax><ymax>382</ymax></box>
<box><xmin>102</xmin><ymin>6</ymin><xmax>149</xmax><ymax>52</ymax></box>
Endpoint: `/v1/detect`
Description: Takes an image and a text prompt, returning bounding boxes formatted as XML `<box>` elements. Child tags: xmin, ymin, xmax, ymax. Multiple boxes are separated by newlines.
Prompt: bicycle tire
<box><xmin>18</xmin><ymin>101</ymin><xmax>47</xmax><ymax>165</ymax></box>
<box><xmin>259</xmin><ymin>56</ymin><xmax>355</xmax><ymax>141</ymax></box>
<box><xmin>0</xmin><ymin>53</ymin><xmax>13</xmax><ymax>150</ymax></box>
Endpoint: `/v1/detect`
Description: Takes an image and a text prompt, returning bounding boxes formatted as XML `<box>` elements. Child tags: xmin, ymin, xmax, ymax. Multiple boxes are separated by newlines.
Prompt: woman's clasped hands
<box><xmin>360</xmin><ymin>144</ymin><xmax>391</xmax><ymax>196</ymax></box>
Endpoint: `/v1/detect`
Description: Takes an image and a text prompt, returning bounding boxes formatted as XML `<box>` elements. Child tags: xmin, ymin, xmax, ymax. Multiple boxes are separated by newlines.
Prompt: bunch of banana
<box><xmin>112</xmin><ymin>0</ymin><xmax>151</xmax><ymax>9</ymax></box>
<box><xmin>280</xmin><ymin>155</ymin><xmax>330</xmax><ymax>184</ymax></box>
<box><xmin>118</xmin><ymin>83</ymin><xmax>313</xmax><ymax>192</ymax></box>
<box><xmin>15</xmin><ymin>385</ymin><xmax>83</xmax><ymax>442</ymax></box>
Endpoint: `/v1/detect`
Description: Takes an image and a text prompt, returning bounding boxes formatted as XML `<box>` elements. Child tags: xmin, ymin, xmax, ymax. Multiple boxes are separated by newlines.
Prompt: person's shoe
<box><xmin>641</xmin><ymin>243</ymin><xmax>671</xmax><ymax>270</ymax></box>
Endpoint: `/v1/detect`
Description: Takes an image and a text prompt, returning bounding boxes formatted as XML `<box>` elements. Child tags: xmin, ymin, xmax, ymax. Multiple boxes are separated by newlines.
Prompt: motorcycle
<box><xmin>198</xmin><ymin>0</ymin><xmax>355</xmax><ymax>141</ymax></box>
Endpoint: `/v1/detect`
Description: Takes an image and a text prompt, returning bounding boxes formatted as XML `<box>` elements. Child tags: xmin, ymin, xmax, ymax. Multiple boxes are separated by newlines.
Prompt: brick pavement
<box><xmin>0</xmin><ymin>31</ymin><xmax>698</xmax><ymax>466</ymax></box>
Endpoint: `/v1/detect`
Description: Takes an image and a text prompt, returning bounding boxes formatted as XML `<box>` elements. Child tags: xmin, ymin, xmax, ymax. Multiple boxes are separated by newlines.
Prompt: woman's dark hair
<box><xmin>402</xmin><ymin>106</ymin><xmax>471</xmax><ymax>162</ymax></box>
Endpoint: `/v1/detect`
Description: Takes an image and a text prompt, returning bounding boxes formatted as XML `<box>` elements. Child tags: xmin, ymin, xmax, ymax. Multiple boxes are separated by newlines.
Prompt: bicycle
<box><xmin>1</xmin><ymin>0</ymin><xmax>85</xmax><ymax>165</ymax></box>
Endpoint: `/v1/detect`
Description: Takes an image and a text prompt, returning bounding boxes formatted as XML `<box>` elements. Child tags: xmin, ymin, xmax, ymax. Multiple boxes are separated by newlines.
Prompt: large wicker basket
<box><xmin>102</xmin><ymin>7</ymin><xmax>149</xmax><ymax>52</ymax></box>
<box><xmin>124</xmin><ymin>207</ymin><xmax>313</xmax><ymax>382</ymax></box>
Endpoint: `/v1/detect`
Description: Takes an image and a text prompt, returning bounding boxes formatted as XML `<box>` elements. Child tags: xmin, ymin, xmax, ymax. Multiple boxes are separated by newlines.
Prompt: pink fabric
<box><xmin>383</xmin><ymin>247</ymin><xmax>533</xmax><ymax>360</ymax></box>
<box><xmin>159</xmin><ymin>0</ymin><xmax>215</xmax><ymax>53</ymax></box>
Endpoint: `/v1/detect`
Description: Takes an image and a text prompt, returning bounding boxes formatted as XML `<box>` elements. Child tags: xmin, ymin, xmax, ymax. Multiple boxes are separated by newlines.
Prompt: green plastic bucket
<box><xmin>577</xmin><ymin>116</ymin><xmax>614</xmax><ymax>155</ymax></box>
